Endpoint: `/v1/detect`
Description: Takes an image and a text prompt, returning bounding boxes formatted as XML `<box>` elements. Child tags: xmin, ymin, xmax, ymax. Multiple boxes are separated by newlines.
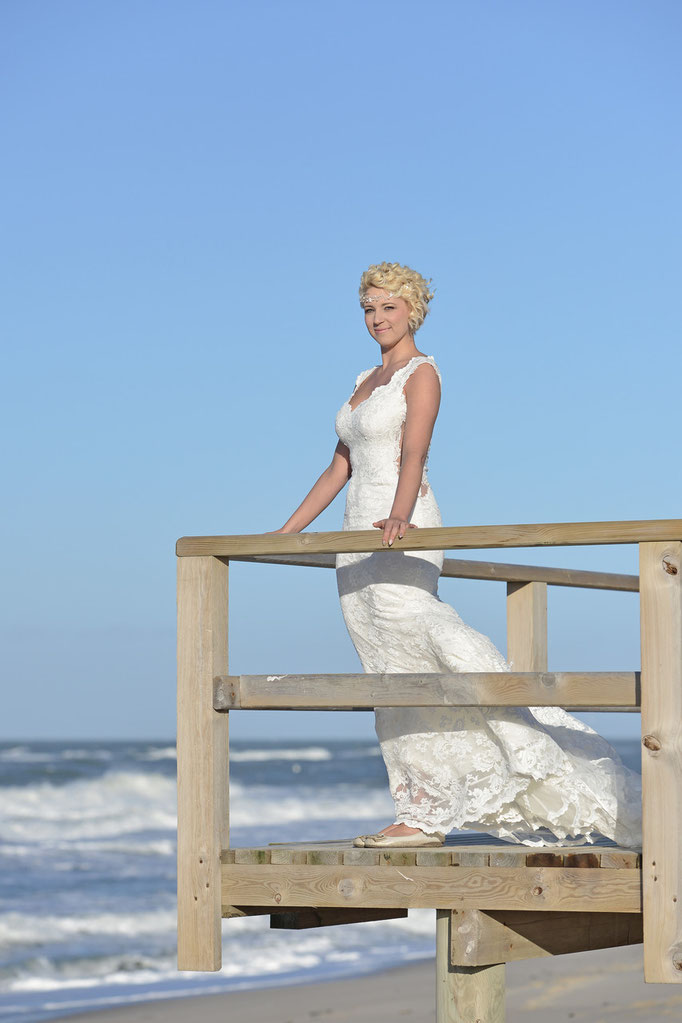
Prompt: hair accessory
<box><xmin>360</xmin><ymin>285</ymin><xmax>412</xmax><ymax>305</ymax></box>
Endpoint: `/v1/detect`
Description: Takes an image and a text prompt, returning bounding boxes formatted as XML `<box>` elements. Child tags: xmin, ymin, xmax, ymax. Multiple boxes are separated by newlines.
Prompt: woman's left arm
<box><xmin>373</xmin><ymin>362</ymin><xmax>441</xmax><ymax>546</ymax></box>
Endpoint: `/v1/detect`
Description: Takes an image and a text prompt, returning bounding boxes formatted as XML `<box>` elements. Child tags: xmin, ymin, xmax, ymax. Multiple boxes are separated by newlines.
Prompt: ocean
<box><xmin>0</xmin><ymin>737</ymin><xmax>641</xmax><ymax>1023</ymax></box>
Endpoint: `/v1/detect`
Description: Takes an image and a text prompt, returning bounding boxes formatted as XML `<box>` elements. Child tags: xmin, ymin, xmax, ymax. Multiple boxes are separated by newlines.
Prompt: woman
<box><xmin>275</xmin><ymin>261</ymin><xmax>642</xmax><ymax>851</ymax></box>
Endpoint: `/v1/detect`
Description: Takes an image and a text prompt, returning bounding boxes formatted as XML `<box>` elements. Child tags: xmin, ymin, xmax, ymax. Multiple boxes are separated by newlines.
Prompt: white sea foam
<box><xmin>60</xmin><ymin>749</ymin><xmax>114</xmax><ymax>761</ymax></box>
<box><xmin>0</xmin><ymin>747</ymin><xmax>54</xmax><ymax>764</ymax></box>
<box><xmin>230</xmin><ymin>746</ymin><xmax>332</xmax><ymax>763</ymax></box>
<box><xmin>0</xmin><ymin>771</ymin><xmax>392</xmax><ymax>847</ymax></box>
<box><xmin>0</xmin><ymin>909</ymin><xmax>177</xmax><ymax>948</ymax></box>
<box><xmin>135</xmin><ymin>747</ymin><xmax>177</xmax><ymax>761</ymax></box>
<box><xmin>1</xmin><ymin>911</ymin><xmax>434</xmax><ymax>993</ymax></box>
<box><xmin>0</xmin><ymin>772</ymin><xmax>177</xmax><ymax>842</ymax></box>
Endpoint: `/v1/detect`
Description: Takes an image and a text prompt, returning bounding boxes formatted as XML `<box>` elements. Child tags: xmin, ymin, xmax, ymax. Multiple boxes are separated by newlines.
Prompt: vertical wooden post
<box><xmin>436</xmin><ymin>910</ymin><xmax>505</xmax><ymax>1022</ymax></box>
<box><xmin>639</xmin><ymin>541</ymin><xmax>682</xmax><ymax>983</ymax></box>
<box><xmin>507</xmin><ymin>580</ymin><xmax>548</xmax><ymax>672</ymax></box>
<box><xmin>177</xmin><ymin>555</ymin><xmax>230</xmax><ymax>971</ymax></box>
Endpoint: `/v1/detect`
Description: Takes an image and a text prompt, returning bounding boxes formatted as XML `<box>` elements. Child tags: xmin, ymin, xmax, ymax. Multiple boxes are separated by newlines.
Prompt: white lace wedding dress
<box><xmin>335</xmin><ymin>354</ymin><xmax>642</xmax><ymax>848</ymax></box>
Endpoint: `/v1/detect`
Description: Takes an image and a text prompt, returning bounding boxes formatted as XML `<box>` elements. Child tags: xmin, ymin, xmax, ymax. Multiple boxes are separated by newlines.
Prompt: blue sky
<box><xmin>1</xmin><ymin>0</ymin><xmax>679</xmax><ymax>742</ymax></box>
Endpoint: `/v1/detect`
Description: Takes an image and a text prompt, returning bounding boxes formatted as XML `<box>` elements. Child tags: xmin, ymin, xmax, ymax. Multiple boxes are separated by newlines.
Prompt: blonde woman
<box><xmin>274</xmin><ymin>262</ymin><xmax>641</xmax><ymax>850</ymax></box>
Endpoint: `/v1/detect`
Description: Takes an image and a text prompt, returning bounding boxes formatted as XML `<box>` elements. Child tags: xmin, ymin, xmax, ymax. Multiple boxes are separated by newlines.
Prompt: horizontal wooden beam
<box><xmin>221</xmin><ymin>863</ymin><xmax>642</xmax><ymax>913</ymax></box>
<box><xmin>228</xmin><ymin>553</ymin><xmax>639</xmax><ymax>592</ymax></box>
<box><xmin>269</xmin><ymin>907</ymin><xmax>408</xmax><ymax>929</ymax></box>
<box><xmin>177</xmin><ymin>518</ymin><xmax>682</xmax><ymax>557</ymax></box>
<box><xmin>222</xmin><ymin>905</ymin><xmax>407</xmax><ymax>928</ymax></box>
<box><xmin>214</xmin><ymin>671</ymin><xmax>641</xmax><ymax>711</ymax></box>
<box><xmin>450</xmin><ymin>909</ymin><xmax>643</xmax><ymax>965</ymax></box>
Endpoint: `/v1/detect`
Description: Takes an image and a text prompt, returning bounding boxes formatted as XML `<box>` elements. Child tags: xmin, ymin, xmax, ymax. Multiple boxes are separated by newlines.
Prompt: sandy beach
<box><xmin>55</xmin><ymin>944</ymin><xmax>681</xmax><ymax>1023</ymax></box>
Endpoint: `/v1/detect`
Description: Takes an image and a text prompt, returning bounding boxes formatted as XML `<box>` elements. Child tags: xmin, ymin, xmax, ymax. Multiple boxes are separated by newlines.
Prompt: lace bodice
<box><xmin>335</xmin><ymin>355</ymin><xmax>440</xmax><ymax>490</ymax></box>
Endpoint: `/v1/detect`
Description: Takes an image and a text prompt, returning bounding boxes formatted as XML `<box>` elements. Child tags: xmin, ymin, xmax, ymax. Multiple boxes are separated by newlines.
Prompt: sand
<box><xmin>56</xmin><ymin>944</ymin><xmax>682</xmax><ymax>1023</ymax></box>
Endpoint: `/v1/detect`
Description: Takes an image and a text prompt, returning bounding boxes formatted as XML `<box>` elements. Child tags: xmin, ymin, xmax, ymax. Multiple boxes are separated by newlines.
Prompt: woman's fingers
<box><xmin>371</xmin><ymin>517</ymin><xmax>419</xmax><ymax>546</ymax></box>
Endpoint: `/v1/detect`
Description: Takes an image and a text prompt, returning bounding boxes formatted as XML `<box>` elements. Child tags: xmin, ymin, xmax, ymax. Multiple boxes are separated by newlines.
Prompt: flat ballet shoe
<box><xmin>364</xmin><ymin>830</ymin><xmax>445</xmax><ymax>849</ymax></box>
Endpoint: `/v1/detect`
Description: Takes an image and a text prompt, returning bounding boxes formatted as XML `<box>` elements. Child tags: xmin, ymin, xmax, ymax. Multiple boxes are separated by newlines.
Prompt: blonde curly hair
<box><xmin>359</xmin><ymin>261</ymin><xmax>435</xmax><ymax>334</ymax></box>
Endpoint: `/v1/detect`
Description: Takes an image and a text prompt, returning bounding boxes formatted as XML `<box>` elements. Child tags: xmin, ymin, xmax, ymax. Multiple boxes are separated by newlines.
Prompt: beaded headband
<box><xmin>360</xmin><ymin>285</ymin><xmax>411</xmax><ymax>306</ymax></box>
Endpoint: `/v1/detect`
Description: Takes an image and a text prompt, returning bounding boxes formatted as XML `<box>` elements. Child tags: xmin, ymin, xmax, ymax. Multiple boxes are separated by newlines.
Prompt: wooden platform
<box><xmin>222</xmin><ymin>834</ymin><xmax>642</xmax><ymax>918</ymax></box>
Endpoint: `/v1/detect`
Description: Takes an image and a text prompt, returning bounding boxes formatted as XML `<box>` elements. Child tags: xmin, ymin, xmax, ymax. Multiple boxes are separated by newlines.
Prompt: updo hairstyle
<box><xmin>359</xmin><ymin>262</ymin><xmax>435</xmax><ymax>334</ymax></box>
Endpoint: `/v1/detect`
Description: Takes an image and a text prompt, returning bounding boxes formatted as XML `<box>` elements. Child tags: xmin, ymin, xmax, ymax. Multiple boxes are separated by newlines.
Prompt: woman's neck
<box><xmin>378</xmin><ymin>337</ymin><xmax>420</xmax><ymax>370</ymax></box>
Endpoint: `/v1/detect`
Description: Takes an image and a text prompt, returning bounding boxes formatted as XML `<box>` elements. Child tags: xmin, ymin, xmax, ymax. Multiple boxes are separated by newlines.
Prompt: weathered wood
<box><xmin>214</xmin><ymin>671</ymin><xmax>640</xmax><ymax>711</ymax></box>
<box><xmin>417</xmin><ymin>849</ymin><xmax>455</xmax><ymax>867</ymax></box>
<box><xmin>176</xmin><ymin>518</ymin><xmax>682</xmax><ymax>557</ymax></box>
<box><xmin>229</xmin><ymin>552</ymin><xmax>639</xmax><ymax>592</ymax></box>
<box><xmin>450</xmin><ymin>909</ymin><xmax>643</xmax><ymax>965</ymax></box>
<box><xmin>507</xmin><ymin>580</ymin><xmax>548</xmax><ymax>673</ymax></box>
<box><xmin>221</xmin><ymin>863</ymin><xmax>642</xmax><ymax>913</ymax></box>
<box><xmin>269</xmin><ymin>848</ymin><xmax>309</xmax><ymax>865</ymax></box>
<box><xmin>306</xmin><ymin>849</ymin><xmax>345</xmax><ymax>865</ymax></box>
<box><xmin>455</xmin><ymin>851</ymin><xmax>490</xmax><ymax>867</ymax></box>
<box><xmin>270</xmin><ymin>908</ymin><xmax>408</xmax><ymax>929</ymax></box>
<box><xmin>234</xmin><ymin>848</ymin><xmax>271</xmax><ymax>864</ymax></box>
<box><xmin>600</xmin><ymin>850</ymin><xmax>641</xmax><ymax>869</ymax></box>
<box><xmin>640</xmin><ymin>540</ymin><xmax>682</xmax><ymax>983</ymax></box>
<box><xmin>177</xmin><ymin>556</ymin><xmax>229</xmax><ymax>971</ymax></box>
<box><xmin>437</xmin><ymin>910</ymin><xmax>505</xmax><ymax>1022</ymax></box>
<box><xmin>222</xmin><ymin>839</ymin><xmax>637</xmax><ymax>867</ymax></box>
<box><xmin>343</xmin><ymin>848</ymin><xmax>381</xmax><ymax>865</ymax></box>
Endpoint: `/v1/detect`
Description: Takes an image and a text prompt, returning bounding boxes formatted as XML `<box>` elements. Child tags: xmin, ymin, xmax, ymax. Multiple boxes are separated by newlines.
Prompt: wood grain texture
<box><xmin>214</xmin><ymin>671</ymin><xmax>640</xmax><ymax>711</ymax></box>
<box><xmin>450</xmin><ymin>909</ymin><xmax>643</xmax><ymax>965</ymax></box>
<box><xmin>177</xmin><ymin>556</ymin><xmax>229</xmax><ymax>971</ymax></box>
<box><xmin>176</xmin><ymin>518</ymin><xmax>682</xmax><ymax>557</ymax></box>
<box><xmin>221</xmin><ymin>841</ymin><xmax>639</xmax><ymax>867</ymax></box>
<box><xmin>640</xmin><ymin>540</ymin><xmax>682</xmax><ymax>983</ymax></box>
<box><xmin>437</xmin><ymin>910</ymin><xmax>505</xmax><ymax>1022</ymax></box>
<box><xmin>507</xmin><ymin>581</ymin><xmax>548</xmax><ymax>673</ymax></box>
<box><xmin>221</xmin><ymin>863</ymin><xmax>642</xmax><ymax>913</ymax></box>
<box><xmin>228</xmin><ymin>552</ymin><xmax>639</xmax><ymax>592</ymax></box>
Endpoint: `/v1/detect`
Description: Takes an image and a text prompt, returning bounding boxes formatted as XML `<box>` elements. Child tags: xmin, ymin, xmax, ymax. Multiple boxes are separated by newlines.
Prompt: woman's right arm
<box><xmin>274</xmin><ymin>441</ymin><xmax>351</xmax><ymax>533</ymax></box>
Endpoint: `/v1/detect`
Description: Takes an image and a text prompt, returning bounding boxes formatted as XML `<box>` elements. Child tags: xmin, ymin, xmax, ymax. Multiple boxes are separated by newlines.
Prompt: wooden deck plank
<box><xmin>222</xmin><ymin>839</ymin><xmax>637</xmax><ymax>867</ymax></box>
<box><xmin>221</xmin><ymin>863</ymin><xmax>641</xmax><ymax>913</ymax></box>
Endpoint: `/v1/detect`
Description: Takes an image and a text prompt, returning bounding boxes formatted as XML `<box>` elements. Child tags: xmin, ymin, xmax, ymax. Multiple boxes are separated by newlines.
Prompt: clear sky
<box><xmin>2</xmin><ymin>0</ymin><xmax>679</xmax><ymax>743</ymax></box>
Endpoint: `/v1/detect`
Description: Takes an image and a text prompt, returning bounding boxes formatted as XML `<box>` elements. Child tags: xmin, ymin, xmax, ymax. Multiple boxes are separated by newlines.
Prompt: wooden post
<box><xmin>436</xmin><ymin>910</ymin><xmax>505</xmax><ymax>1022</ymax></box>
<box><xmin>507</xmin><ymin>580</ymin><xmax>548</xmax><ymax>672</ymax></box>
<box><xmin>177</xmin><ymin>555</ymin><xmax>230</xmax><ymax>971</ymax></box>
<box><xmin>639</xmin><ymin>541</ymin><xmax>682</xmax><ymax>983</ymax></box>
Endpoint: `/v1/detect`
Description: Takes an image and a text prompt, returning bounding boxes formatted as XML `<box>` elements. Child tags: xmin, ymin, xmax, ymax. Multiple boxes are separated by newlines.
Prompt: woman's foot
<box><xmin>353</xmin><ymin>823</ymin><xmax>445</xmax><ymax>848</ymax></box>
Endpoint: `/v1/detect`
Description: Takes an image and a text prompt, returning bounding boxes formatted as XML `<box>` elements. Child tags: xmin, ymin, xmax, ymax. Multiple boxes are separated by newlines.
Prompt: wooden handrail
<box><xmin>213</xmin><ymin>671</ymin><xmax>641</xmax><ymax>711</ymax></box>
<box><xmin>227</xmin><ymin>552</ymin><xmax>639</xmax><ymax>591</ymax></box>
<box><xmin>176</xmin><ymin>517</ymin><xmax>682</xmax><ymax>557</ymax></box>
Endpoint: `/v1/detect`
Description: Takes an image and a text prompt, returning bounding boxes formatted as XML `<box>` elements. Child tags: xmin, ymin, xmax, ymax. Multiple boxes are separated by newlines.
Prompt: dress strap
<box><xmin>397</xmin><ymin>355</ymin><xmax>442</xmax><ymax>388</ymax></box>
<box><xmin>351</xmin><ymin>366</ymin><xmax>375</xmax><ymax>393</ymax></box>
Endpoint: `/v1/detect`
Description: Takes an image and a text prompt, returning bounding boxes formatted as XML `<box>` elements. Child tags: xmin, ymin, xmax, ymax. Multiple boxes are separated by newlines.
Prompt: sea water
<box><xmin>0</xmin><ymin>738</ymin><xmax>641</xmax><ymax>1023</ymax></box>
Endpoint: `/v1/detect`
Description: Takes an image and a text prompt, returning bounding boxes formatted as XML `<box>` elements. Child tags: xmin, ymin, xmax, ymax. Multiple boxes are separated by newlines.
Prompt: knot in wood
<box><xmin>642</xmin><ymin>735</ymin><xmax>662</xmax><ymax>752</ymax></box>
<box><xmin>338</xmin><ymin>878</ymin><xmax>356</xmax><ymax>900</ymax></box>
<box><xmin>672</xmin><ymin>952</ymin><xmax>682</xmax><ymax>971</ymax></box>
<box><xmin>532</xmin><ymin>886</ymin><xmax>543</xmax><ymax>896</ymax></box>
<box><xmin>663</xmin><ymin>555</ymin><xmax>679</xmax><ymax>575</ymax></box>
<box><xmin>274</xmin><ymin>893</ymin><xmax>282</xmax><ymax>904</ymax></box>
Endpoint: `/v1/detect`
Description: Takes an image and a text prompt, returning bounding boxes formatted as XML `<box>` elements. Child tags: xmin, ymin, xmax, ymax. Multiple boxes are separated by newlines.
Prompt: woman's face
<box><xmin>362</xmin><ymin>289</ymin><xmax>412</xmax><ymax>346</ymax></box>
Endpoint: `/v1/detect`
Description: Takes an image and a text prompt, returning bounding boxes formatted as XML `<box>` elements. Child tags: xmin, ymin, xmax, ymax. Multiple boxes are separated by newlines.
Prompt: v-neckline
<box><xmin>347</xmin><ymin>355</ymin><xmax>427</xmax><ymax>414</ymax></box>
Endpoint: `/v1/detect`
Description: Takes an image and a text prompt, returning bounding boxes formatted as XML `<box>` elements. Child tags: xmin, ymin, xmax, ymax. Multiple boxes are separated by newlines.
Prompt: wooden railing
<box><xmin>176</xmin><ymin>518</ymin><xmax>682</xmax><ymax>984</ymax></box>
